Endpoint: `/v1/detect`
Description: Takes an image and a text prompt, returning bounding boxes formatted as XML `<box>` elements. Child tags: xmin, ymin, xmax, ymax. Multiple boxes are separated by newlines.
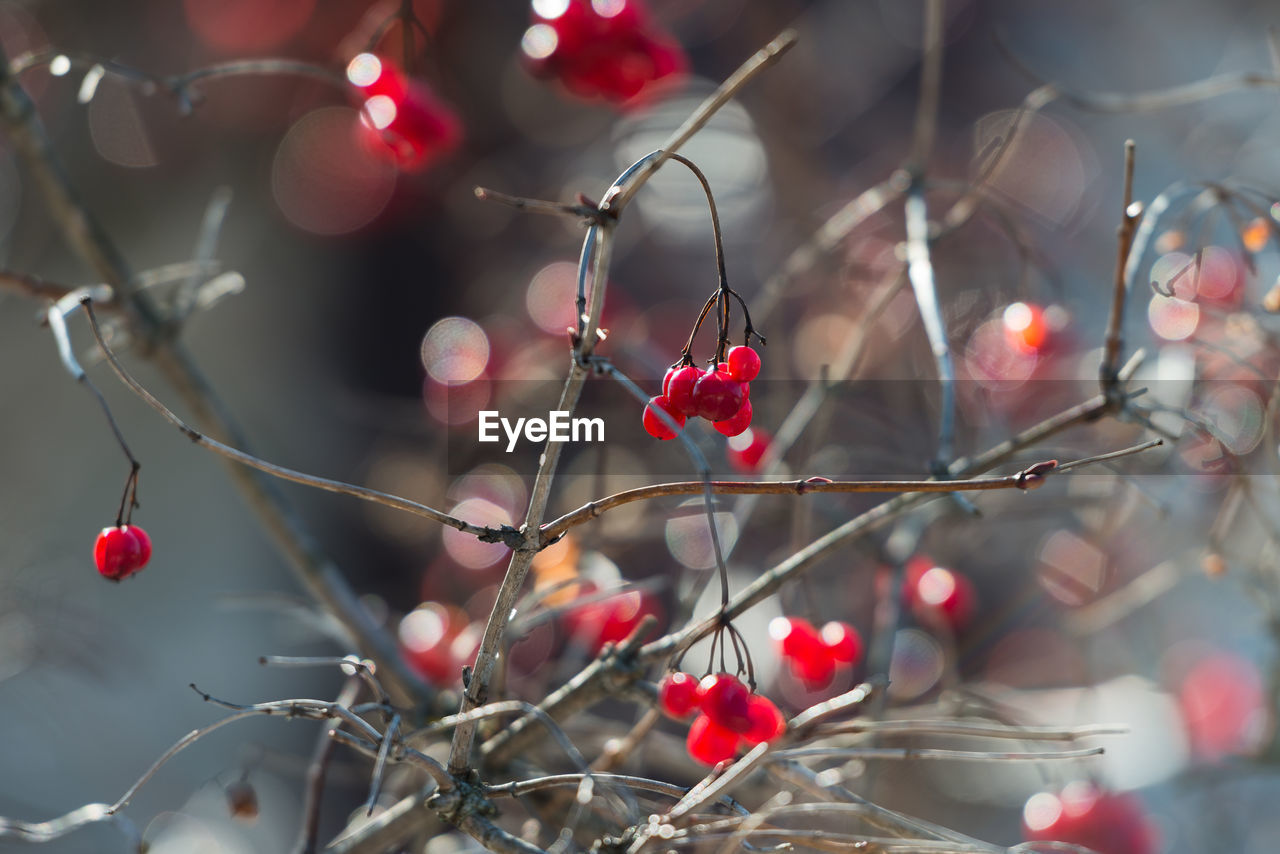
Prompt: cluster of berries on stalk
<box><xmin>659</xmin><ymin>671</ymin><xmax>786</xmax><ymax>765</ymax></box>
<box><xmin>644</xmin><ymin>345</ymin><xmax>761</xmax><ymax>440</ymax></box>
<box><xmin>522</xmin><ymin>0</ymin><xmax>686</xmax><ymax>105</ymax></box>
<box><xmin>769</xmin><ymin>617</ymin><xmax>863</xmax><ymax>688</ymax></box>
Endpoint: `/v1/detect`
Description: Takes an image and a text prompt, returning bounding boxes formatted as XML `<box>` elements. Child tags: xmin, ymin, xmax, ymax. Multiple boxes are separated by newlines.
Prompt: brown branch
<box><xmin>906</xmin><ymin>0</ymin><xmax>946</xmax><ymax>171</ymax></box>
<box><xmin>539</xmin><ymin>465</ymin><xmax>1059</xmax><ymax>543</ymax></box>
<box><xmin>0</xmin><ymin>269</ymin><xmax>80</xmax><ymax>301</ymax></box>
<box><xmin>445</xmin><ymin>29</ymin><xmax>800</xmax><ymax>779</ymax></box>
<box><xmin>0</xmin><ymin>40</ymin><xmax>430</xmax><ymax>709</ymax></box>
<box><xmin>1102</xmin><ymin>140</ymin><xmax>1140</xmax><ymax>390</ymax></box>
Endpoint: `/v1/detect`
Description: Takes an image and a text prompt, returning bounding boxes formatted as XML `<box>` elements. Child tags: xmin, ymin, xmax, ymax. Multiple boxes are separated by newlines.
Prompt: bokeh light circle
<box><xmin>420</xmin><ymin>317</ymin><xmax>490</xmax><ymax>385</ymax></box>
<box><xmin>272</xmin><ymin>107</ymin><xmax>397</xmax><ymax>235</ymax></box>
<box><xmin>442</xmin><ymin>498</ymin><xmax>512</xmax><ymax>569</ymax></box>
<box><xmin>526</xmin><ymin>262</ymin><xmax>579</xmax><ymax>334</ymax></box>
<box><xmin>664</xmin><ymin>511</ymin><xmax>739</xmax><ymax>570</ymax></box>
<box><xmin>1147</xmin><ymin>293</ymin><xmax>1199</xmax><ymax>341</ymax></box>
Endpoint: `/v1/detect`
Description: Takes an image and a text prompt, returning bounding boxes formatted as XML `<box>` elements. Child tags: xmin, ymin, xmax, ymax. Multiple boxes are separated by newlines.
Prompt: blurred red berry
<box><xmin>658</xmin><ymin>671</ymin><xmax>701</xmax><ymax>719</ymax></box>
<box><xmin>686</xmin><ymin>712</ymin><xmax>740</xmax><ymax>765</ymax></box>
<box><xmin>820</xmin><ymin>621</ymin><xmax>863</xmax><ymax>664</ymax></box>
<box><xmin>726</xmin><ymin>427</ymin><xmax>769</xmax><ymax>473</ymax></box>
<box><xmin>909</xmin><ymin>564</ymin><xmax>977</xmax><ymax>632</ymax></box>
<box><xmin>770</xmin><ymin>616</ymin><xmax>837</xmax><ymax>687</ymax></box>
<box><xmin>1022</xmin><ymin>782</ymin><xmax>1156</xmax><ymax>854</ymax></box>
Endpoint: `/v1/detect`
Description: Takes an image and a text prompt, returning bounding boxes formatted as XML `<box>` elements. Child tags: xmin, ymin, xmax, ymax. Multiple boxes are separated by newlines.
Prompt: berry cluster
<box><xmin>521</xmin><ymin>0</ymin><xmax>685</xmax><ymax>105</ymax></box>
<box><xmin>1022</xmin><ymin>782</ymin><xmax>1156</xmax><ymax>854</ymax></box>
<box><xmin>93</xmin><ymin>524</ymin><xmax>152</xmax><ymax>581</ymax></box>
<box><xmin>346</xmin><ymin>52</ymin><xmax>461</xmax><ymax>170</ymax></box>
<box><xmin>658</xmin><ymin>671</ymin><xmax>786</xmax><ymax>765</ymax></box>
<box><xmin>769</xmin><ymin>617</ymin><xmax>863</xmax><ymax>688</ymax></box>
<box><xmin>644</xmin><ymin>346</ymin><xmax>761</xmax><ymax>441</ymax></box>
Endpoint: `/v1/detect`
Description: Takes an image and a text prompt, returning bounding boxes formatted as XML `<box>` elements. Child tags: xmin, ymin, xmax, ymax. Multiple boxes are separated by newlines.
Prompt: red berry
<box><xmin>665</xmin><ymin>366</ymin><xmax>701</xmax><ymax>415</ymax></box>
<box><xmin>819</xmin><ymin>621</ymin><xmax>863</xmax><ymax>664</ymax></box>
<box><xmin>726</xmin><ymin>346</ymin><xmax>761</xmax><ymax>382</ymax></box>
<box><xmin>909</xmin><ymin>564</ymin><xmax>977</xmax><ymax>632</ymax></box>
<box><xmin>1003</xmin><ymin>302</ymin><xmax>1049</xmax><ymax>354</ymax></box>
<box><xmin>714</xmin><ymin>398</ymin><xmax>753</xmax><ymax>437</ymax></box>
<box><xmin>347</xmin><ymin>53</ymin><xmax>407</xmax><ymax>101</ymax></box>
<box><xmin>686</xmin><ymin>712</ymin><xmax>740</xmax><ymax>765</ymax></box>
<box><xmin>643</xmin><ymin>395</ymin><xmax>685</xmax><ymax>440</ymax></box>
<box><xmin>658</xmin><ymin>671</ymin><xmax>700</xmax><ymax>719</ymax></box>
<box><xmin>94</xmin><ymin>525</ymin><xmax>147</xmax><ymax>581</ymax></box>
<box><xmin>565</xmin><ymin>588</ymin><xmax>661</xmax><ymax>654</ymax></box>
<box><xmin>128</xmin><ymin>525</ymin><xmax>152</xmax><ymax>568</ymax></box>
<box><xmin>399</xmin><ymin>603</ymin><xmax>463</xmax><ymax>684</ymax></box>
<box><xmin>358</xmin><ymin>80</ymin><xmax>461</xmax><ymax>171</ymax></box>
<box><xmin>1022</xmin><ymin>782</ymin><xmax>1156</xmax><ymax>854</ymax></box>
<box><xmin>726</xmin><ymin>427</ymin><xmax>769</xmax><ymax>473</ymax></box>
<box><xmin>697</xmin><ymin>672</ymin><xmax>753</xmax><ymax>733</ymax></box>
<box><xmin>692</xmin><ymin>369</ymin><xmax>745</xmax><ymax>421</ymax></box>
<box><xmin>742</xmin><ymin>694</ymin><xmax>786</xmax><ymax>745</ymax></box>
<box><xmin>769</xmin><ymin>616</ymin><xmax>835</xmax><ymax>687</ymax></box>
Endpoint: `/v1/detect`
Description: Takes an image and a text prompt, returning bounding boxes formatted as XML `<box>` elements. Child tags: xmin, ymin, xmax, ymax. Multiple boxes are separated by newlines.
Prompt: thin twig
<box><xmin>906</xmin><ymin>0</ymin><xmax>947</xmax><ymax>171</ymax></box>
<box><xmin>1102</xmin><ymin>140</ymin><xmax>1140</xmax><ymax>390</ymax></box>
<box><xmin>294</xmin><ymin>678</ymin><xmax>362</xmax><ymax>854</ymax></box>
<box><xmin>79</xmin><ymin>299</ymin><xmax>509</xmax><ymax>542</ymax></box>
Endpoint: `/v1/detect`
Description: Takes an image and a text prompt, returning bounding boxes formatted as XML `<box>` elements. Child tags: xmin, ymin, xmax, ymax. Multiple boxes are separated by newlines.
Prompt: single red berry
<box><xmin>127</xmin><ymin>525</ymin><xmax>152</xmax><ymax>568</ymax></box>
<box><xmin>770</xmin><ymin>616</ymin><xmax>836</xmax><ymax>687</ymax></box>
<box><xmin>665</xmin><ymin>366</ymin><xmax>701</xmax><ymax>415</ymax></box>
<box><xmin>399</xmin><ymin>603</ymin><xmax>464</xmax><ymax>684</ymax></box>
<box><xmin>686</xmin><ymin>712</ymin><xmax>741</xmax><ymax>765</ymax></box>
<box><xmin>692</xmin><ymin>369</ymin><xmax>746</xmax><ymax>422</ymax></box>
<box><xmin>697</xmin><ymin>672</ymin><xmax>753</xmax><ymax>733</ymax></box>
<box><xmin>819</xmin><ymin>621</ymin><xmax>863</xmax><ymax>664</ymax></box>
<box><xmin>726</xmin><ymin>346</ymin><xmax>761</xmax><ymax>382</ymax></box>
<box><xmin>565</xmin><ymin>588</ymin><xmax>661</xmax><ymax>654</ymax></box>
<box><xmin>910</xmin><ymin>565</ymin><xmax>977</xmax><ymax>632</ymax></box>
<box><xmin>643</xmin><ymin>395</ymin><xmax>685</xmax><ymax>440</ymax></box>
<box><xmin>94</xmin><ymin>526</ymin><xmax>143</xmax><ymax>581</ymax></box>
<box><xmin>726</xmin><ymin>427</ymin><xmax>769</xmax><ymax>473</ymax></box>
<box><xmin>658</xmin><ymin>671</ymin><xmax>701</xmax><ymax>719</ymax></box>
<box><xmin>1003</xmin><ymin>302</ymin><xmax>1049</xmax><ymax>354</ymax></box>
<box><xmin>714</xmin><ymin>398</ymin><xmax>753</xmax><ymax>437</ymax></box>
<box><xmin>742</xmin><ymin>694</ymin><xmax>786</xmax><ymax>745</ymax></box>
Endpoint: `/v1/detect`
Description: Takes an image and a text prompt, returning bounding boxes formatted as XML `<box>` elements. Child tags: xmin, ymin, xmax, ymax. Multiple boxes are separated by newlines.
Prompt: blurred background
<box><xmin>4</xmin><ymin>0</ymin><xmax>1280</xmax><ymax>851</ymax></box>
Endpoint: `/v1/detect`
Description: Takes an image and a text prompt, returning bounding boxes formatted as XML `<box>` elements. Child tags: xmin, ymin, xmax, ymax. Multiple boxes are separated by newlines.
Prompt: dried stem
<box><xmin>295</xmin><ymin>678</ymin><xmax>362</xmax><ymax>854</ymax></box>
<box><xmin>1102</xmin><ymin>140</ymin><xmax>1140</xmax><ymax>390</ymax></box>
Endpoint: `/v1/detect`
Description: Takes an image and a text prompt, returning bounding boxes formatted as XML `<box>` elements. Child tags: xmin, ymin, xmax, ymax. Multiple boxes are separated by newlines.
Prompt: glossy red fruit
<box><xmin>726</xmin><ymin>427</ymin><xmax>769</xmax><ymax>473</ymax></box>
<box><xmin>94</xmin><ymin>525</ymin><xmax>148</xmax><ymax>581</ymax></box>
<box><xmin>769</xmin><ymin>616</ymin><xmax>835</xmax><ymax>687</ymax></box>
<box><xmin>742</xmin><ymin>694</ymin><xmax>786</xmax><ymax>745</ymax></box>
<box><xmin>714</xmin><ymin>398</ymin><xmax>753</xmax><ymax>437</ymax></box>
<box><xmin>692</xmin><ymin>369</ymin><xmax>746</xmax><ymax>421</ymax></box>
<box><xmin>726</xmin><ymin>346</ymin><xmax>761</xmax><ymax>382</ymax></box>
<box><xmin>820</xmin><ymin>621</ymin><xmax>863</xmax><ymax>664</ymax></box>
<box><xmin>643</xmin><ymin>395</ymin><xmax>685</xmax><ymax>440</ymax></box>
<box><xmin>1022</xmin><ymin>782</ymin><xmax>1156</xmax><ymax>854</ymax></box>
<box><xmin>665</xmin><ymin>366</ymin><xmax>702</xmax><ymax>415</ymax></box>
<box><xmin>686</xmin><ymin>712</ymin><xmax>740</xmax><ymax>765</ymax></box>
<box><xmin>659</xmin><ymin>671</ymin><xmax>701</xmax><ymax>719</ymax></box>
<box><xmin>697</xmin><ymin>672</ymin><xmax>752</xmax><ymax>733</ymax></box>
